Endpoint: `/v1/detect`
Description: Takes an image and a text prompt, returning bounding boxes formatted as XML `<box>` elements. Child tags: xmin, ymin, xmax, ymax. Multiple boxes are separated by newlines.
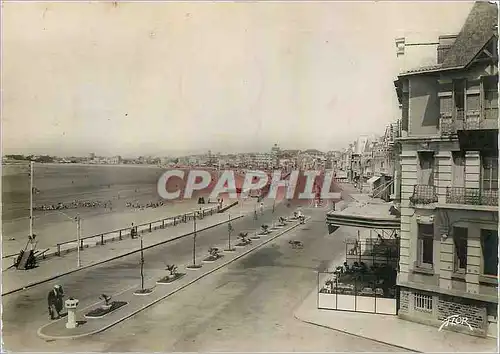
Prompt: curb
<box><xmin>37</xmin><ymin>216</ymin><xmax>308</xmax><ymax>340</ymax></box>
<box><xmin>2</xmin><ymin>215</ymin><xmax>243</xmax><ymax>297</ymax></box>
<box><xmin>292</xmin><ymin>312</ymin><xmax>419</xmax><ymax>353</ymax></box>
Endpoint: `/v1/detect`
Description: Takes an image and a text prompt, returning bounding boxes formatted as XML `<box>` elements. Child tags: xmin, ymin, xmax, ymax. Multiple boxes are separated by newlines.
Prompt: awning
<box><xmin>326</xmin><ymin>202</ymin><xmax>400</xmax><ymax>231</ymax></box>
<box><xmin>367</xmin><ymin>175</ymin><xmax>382</xmax><ymax>185</ymax></box>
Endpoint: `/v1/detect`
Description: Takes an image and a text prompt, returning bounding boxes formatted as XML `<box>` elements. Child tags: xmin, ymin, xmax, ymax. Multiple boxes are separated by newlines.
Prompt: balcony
<box><xmin>439</xmin><ymin>114</ymin><xmax>455</xmax><ymax>135</ymax></box>
<box><xmin>439</xmin><ymin>109</ymin><xmax>499</xmax><ymax>136</ymax></box>
<box><xmin>409</xmin><ymin>185</ymin><xmax>438</xmax><ymax>205</ymax></box>
<box><xmin>446</xmin><ymin>187</ymin><xmax>498</xmax><ymax>207</ymax></box>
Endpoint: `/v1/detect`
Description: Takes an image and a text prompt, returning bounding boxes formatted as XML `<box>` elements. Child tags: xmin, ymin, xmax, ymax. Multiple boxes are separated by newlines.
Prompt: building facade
<box><xmin>394</xmin><ymin>2</ymin><xmax>498</xmax><ymax>338</ymax></box>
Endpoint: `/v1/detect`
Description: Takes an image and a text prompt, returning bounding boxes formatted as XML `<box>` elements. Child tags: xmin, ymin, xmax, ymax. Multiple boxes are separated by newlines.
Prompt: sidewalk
<box><xmin>294</xmin><ymin>259</ymin><xmax>498</xmax><ymax>353</ymax></box>
<box><xmin>2</xmin><ymin>198</ymin><xmax>273</xmax><ymax>296</ymax></box>
<box><xmin>37</xmin><ymin>213</ymin><xmax>308</xmax><ymax>340</ymax></box>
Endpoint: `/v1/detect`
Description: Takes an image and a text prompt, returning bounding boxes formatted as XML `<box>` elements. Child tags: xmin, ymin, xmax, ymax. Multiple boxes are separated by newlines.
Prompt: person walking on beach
<box><xmin>48</xmin><ymin>285</ymin><xmax>64</xmax><ymax>320</ymax></box>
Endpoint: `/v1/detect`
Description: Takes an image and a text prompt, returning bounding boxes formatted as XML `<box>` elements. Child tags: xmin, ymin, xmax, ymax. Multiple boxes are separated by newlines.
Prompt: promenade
<box><xmin>37</xmin><ymin>213</ymin><xmax>308</xmax><ymax>339</ymax></box>
<box><xmin>2</xmin><ymin>197</ymin><xmax>274</xmax><ymax>296</ymax></box>
<box><xmin>2</xmin><ymin>199</ymin><xmax>203</xmax><ymax>256</ymax></box>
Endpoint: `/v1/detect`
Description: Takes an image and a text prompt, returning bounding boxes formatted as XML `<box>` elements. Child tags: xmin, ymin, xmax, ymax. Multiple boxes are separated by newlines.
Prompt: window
<box><xmin>483</xmin><ymin>76</ymin><xmax>499</xmax><ymax>120</ymax></box>
<box><xmin>402</xmin><ymin>92</ymin><xmax>409</xmax><ymax>132</ymax></box>
<box><xmin>418</xmin><ymin>152</ymin><xmax>435</xmax><ymax>185</ymax></box>
<box><xmin>453</xmin><ymin>79</ymin><xmax>466</xmax><ymax>119</ymax></box>
<box><xmin>440</xmin><ymin>96</ymin><xmax>453</xmax><ymax>117</ymax></box>
<box><xmin>481</xmin><ymin>229</ymin><xmax>498</xmax><ymax>276</ymax></box>
<box><xmin>481</xmin><ymin>154</ymin><xmax>498</xmax><ymax>191</ymax></box>
<box><xmin>453</xmin><ymin>227</ymin><xmax>468</xmax><ymax>272</ymax></box>
<box><xmin>414</xmin><ymin>292</ymin><xmax>433</xmax><ymax>312</ymax></box>
<box><xmin>466</xmin><ymin>93</ymin><xmax>480</xmax><ymax>112</ymax></box>
<box><xmin>418</xmin><ymin>224</ymin><xmax>434</xmax><ymax>267</ymax></box>
<box><xmin>452</xmin><ymin>151</ymin><xmax>466</xmax><ymax>188</ymax></box>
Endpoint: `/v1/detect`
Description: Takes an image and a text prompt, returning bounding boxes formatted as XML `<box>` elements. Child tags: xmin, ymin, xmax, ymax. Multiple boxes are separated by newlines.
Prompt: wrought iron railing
<box><xmin>440</xmin><ymin>114</ymin><xmax>456</xmax><ymax>135</ymax></box>
<box><xmin>463</xmin><ymin>111</ymin><xmax>481</xmax><ymax>130</ymax></box>
<box><xmin>446</xmin><ymin>187</ymin><xmax>498</xmax><ymax>206</ymax></box>
<box><xmin>409</xmin><ymin>185</ymin><xmax>438</xmax><ymax>204</ymax></box>
<box><xmin>484</xmin><ymin>107</ymin><xmax>499</xmax><ymax>120</ymax></box>
<box><xmin>439</xmin><ymin>109</ymin><xmax>495</xmax><ymax>135</ymax></box>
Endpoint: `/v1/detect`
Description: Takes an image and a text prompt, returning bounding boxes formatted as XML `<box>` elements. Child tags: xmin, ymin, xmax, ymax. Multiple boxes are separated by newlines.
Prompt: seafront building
<box><xmin>394</xmin><ymin>1</ymin><xmax>498</xmax><ymax>337</ymax></box>
<box><xmin>323</xmin><ymin>1</ymin><xmax>497</xmax><ymax>339</ymax></box>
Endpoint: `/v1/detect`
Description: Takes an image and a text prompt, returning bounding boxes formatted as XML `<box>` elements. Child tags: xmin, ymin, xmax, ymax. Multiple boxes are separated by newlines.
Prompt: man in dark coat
<box><xmin>48</xmin><ymin>285</ymin><xmax>64</xmax><ymax>320</ymax></box>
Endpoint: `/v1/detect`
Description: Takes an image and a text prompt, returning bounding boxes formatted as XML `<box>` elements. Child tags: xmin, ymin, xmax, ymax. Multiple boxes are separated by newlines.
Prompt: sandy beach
<box><xmin>1</xmin><ymin>163</ymin><xmax>218</xmax><ymax>256</ymax></box>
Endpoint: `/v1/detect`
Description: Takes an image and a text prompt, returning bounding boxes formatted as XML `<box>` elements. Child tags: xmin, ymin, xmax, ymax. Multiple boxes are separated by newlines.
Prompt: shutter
<box><xmin>440</xmin><ymin>96</ymin><xmax>453</xmax><ymax>116</ymax></box>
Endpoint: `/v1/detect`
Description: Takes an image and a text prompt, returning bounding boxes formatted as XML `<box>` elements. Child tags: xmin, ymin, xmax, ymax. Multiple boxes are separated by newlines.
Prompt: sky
<box><xmin>1</xmin><ymin>1</ymin><xmax>474</xmax><ymax>158</ymax></box>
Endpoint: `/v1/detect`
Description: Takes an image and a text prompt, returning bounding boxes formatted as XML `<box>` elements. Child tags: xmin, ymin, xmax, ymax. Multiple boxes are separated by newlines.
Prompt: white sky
<box><xmin>1</xmin><ymin>1</ymin><xmax>474</xmax><ymax>157</ymax></box>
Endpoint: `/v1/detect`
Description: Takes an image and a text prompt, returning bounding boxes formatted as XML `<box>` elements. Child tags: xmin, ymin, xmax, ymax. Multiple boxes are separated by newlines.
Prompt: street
<box><xmin>3</xmin><ymin>201</ymin><xmax>404</xmax><ymax>352</ymax></box>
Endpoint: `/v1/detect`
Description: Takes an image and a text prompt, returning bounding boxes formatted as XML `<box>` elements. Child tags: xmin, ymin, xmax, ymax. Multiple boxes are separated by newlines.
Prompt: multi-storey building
<box><xmin>394</xmin><ymin>2</ymin><xmax>498</xmax><ymax>337</ymax></box>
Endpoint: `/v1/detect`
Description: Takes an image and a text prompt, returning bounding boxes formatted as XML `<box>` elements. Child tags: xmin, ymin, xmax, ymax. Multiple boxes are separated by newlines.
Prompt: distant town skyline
<box><xmin>2</xmin><ymin>1</ymin><xmax>474</xmax><ymax>157</ymax></box>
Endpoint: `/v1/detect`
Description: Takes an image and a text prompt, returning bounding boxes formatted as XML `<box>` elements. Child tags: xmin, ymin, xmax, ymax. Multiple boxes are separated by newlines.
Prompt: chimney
<box><xmin>437</xmin><ymin>34</ymin><xmax>458</xmax><ymax>64</ymax></box>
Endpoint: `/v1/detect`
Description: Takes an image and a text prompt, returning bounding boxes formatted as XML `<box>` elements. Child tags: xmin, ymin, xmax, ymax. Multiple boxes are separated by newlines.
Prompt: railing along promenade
<box><xmin>3</xmin><ymin>205</ymin><xmax>221</xmax><ymax>261</ymax></box>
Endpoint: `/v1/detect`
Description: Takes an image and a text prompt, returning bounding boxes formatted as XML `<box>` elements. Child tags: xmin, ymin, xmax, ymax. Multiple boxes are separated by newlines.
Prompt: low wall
<box><xmin>318</xmin><ymin>293</ymin><xmax>397</xmax><ymax>315</ymax></box>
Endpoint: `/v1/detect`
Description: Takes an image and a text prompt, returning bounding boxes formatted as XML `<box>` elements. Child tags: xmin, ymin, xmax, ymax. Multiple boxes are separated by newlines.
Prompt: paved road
<box><xmin>2</xmin><ymin>198</ymin><xmax>403</xmax><ymax>352</ymax></box>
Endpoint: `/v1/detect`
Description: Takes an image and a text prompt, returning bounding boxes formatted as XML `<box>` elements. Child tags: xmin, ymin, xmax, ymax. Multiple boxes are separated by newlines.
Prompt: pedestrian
<box><xmin>48</xmin><ymin>285</ymin><xmax>64</xmax><ymax>320</ymax></box>
<box><xmin>131</xmin><ymin>223</ymin><xmax>137</xmax><ymax>239</ymax></box>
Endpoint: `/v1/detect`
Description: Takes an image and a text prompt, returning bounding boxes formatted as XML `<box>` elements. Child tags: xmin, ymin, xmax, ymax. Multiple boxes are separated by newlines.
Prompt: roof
<box><xmin>399</xmin><ymin>1</ymin><xmax>498</xmax><ymax>77</ymax></box>
<box><xmin>400</xmin><ymin>64</ymin><xmax>444</xmax><ymax>76</ymax></box>
<box><xmin>441</xmin><ymin>1</ymin><xmax>498</xmax><ymax>68</ymax></box>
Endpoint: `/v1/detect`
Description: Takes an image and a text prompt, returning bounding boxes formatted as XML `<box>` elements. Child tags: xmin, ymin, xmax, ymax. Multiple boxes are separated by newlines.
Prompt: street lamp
<box><xmin>187</xmin><ymin>211</ymin><xmax>202</xmax><ymax>269</ymax></box>
<box><xmin>134</xmin><ymin>230</ymin><xmax>153</xmax><ymax>295</ymax></box>
<box><xmin>55</xmin><ymin>211</ymin><xmax>81</xmax><ymax>268</ymax></box>
<box><xmin>225</xmin><ymin>214</ymin><xmax>235</xmax><ymax>252</ymax></box>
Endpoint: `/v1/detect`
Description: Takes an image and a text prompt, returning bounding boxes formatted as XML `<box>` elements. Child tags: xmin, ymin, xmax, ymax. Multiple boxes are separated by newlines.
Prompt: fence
<box><xmin>318</xmin><ymin>268</ymin><xmax>398</xmax><ymax>315</ymax></box>
<box><xmin>345</xmin><ymin>238</ymin><xmax>399</xmax><ymax>269</ymax></box>
<box><xmin>3</xmin><ymin>205</ymin><xmax>220</xmax><ymax>260</ymax></box>
<box><xmin>318</xmin><ymin>237</ymin><xmax>399</xmax><ymax>315</ymax></box>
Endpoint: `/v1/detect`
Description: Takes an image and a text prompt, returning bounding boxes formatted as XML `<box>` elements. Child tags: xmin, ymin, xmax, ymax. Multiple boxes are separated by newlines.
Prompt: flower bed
<box><xmin>157</xmin><ymin>273</ymin><xmax>186</xmax><ymax>284</ymax></box>
<box><xmin>134</xmin><ymin>288</ymin><xmax>153</xmax><ymax>296</ymax></box>
<box><xmin>186</xmin><ymin>264</ymin><xmax>203</xmax><ymax>270</ymax></box>
<box><xmin>202</xmin><ymin>254</ymin><xmax>224</xmax><ymax>263</ymax></box>
<box><xmin>85</xmin><ymin>301</ymin><xmax>128</xmax><ymax>319</ymax></box>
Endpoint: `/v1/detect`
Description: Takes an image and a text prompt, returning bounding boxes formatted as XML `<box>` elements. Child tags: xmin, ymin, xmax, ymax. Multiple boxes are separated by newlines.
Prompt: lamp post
<box><xmin>56</xmin><ymin>211</ymin><xmax>81</xmax><ymax>268</ymax></box>
<box><xmin>76</xmin><ymin>215</ymin><xmax>81</xmax><ymax>268</ymax></box>
<box><xmin>226</xmin><ymin>214</ymin><xmax>235</xmax><ymax>252</ymax></box>
<box><xmin>29</xmin><ymin>161</ymin><xmax>34</xmax><ymax>243</ymax></box>
<box><xmin>140</xmin><ymin>232</ymin><xmax>144</xmax><ymax>290</ymax></box>
<box><xmin>133</xmin><ymin>230</ymin><xmax>153</xmax><ymax>295</ymax></box>
<box><xmin>188</xmin><ymin>211</ymin><xmax>200</xmax><ymax>268</ymax></box>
